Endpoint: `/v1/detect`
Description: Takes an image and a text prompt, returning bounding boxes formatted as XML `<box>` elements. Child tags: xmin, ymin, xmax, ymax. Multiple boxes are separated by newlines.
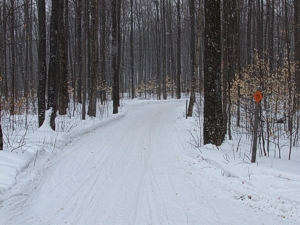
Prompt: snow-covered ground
<box><xmin>0</xmin><ymin>99</ymin><xmax>299</xmax><ymax>224</ymax></box>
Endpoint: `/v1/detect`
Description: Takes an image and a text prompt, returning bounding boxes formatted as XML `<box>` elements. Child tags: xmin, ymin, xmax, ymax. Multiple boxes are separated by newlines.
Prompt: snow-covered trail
<box><xmin>1</xmin><ymin>101</ymin><xmax>296</xmax><ymax>225</ymax></box>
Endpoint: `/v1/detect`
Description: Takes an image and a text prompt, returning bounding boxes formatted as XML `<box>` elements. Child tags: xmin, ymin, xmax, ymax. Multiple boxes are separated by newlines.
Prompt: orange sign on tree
<box><xmin>253</xmin><ymin>90</ymin><xmax>263</xmax><ymax>103</ymax></box>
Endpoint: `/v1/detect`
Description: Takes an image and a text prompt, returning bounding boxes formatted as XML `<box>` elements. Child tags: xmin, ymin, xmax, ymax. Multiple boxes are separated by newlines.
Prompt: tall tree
<box><xmin>81</xmin><ymin>0</ymin><xmax>88</xmax><ymax>120</ymax></box>
<box><xmin>100</xmin><ymin>0</ymin><xmax>106</xmax><ymax>103</ymax></box>
<box><xmin>0</xmin><ymin>99</ymin><xmax>2</xmax><ymax>149</ymax></box>
<box><xmin>130</xmin><ymin>0</ymin><xmax>134</xmax><ymax>99</ymax></box>
<box><xmin>176</xmin><ymin>0</ymin><xmax>181</xmax><ymax>99</ymax></box>
<box><xmin>75</xmin><ymin>0</ymin><xmax>82</xmax><ymax>104</ymax></box>
<box><xmin>295</xmin><ymin>0</ymin><xmax>300</xmax><ymax>102</ymax></box>
<box><xmin>116</xmin><ymin>0</ymin><xmax>122</xmax><ymax>106</ymax></box>
<box><xmin>48</xmin><ymin>0</ymin><xmax>59</xmax><ymax>130</ymax></box>
<box><xmin>203</xmin><ymin>0</ymin><xmax>224</xmax><ymax>146</ymax></box>
<box><xmin>246</xmin><ymin>0</ymin><xmax>252</xmax><ymax>65</ymax></box>
<box><xmin>223</xmin><ymin>0</ymin><xmax>237</xmax><ymax>139</ymax></box>
<box><xmin>187</xmin><ymin>0</ymin><xmax>196</xmax><ymax>116</ymax></box>
<box><xmin>37</xmin><ymin>0</ymin><xmax>46</xmax><ymax>127</ymax></box>
<box><xmin>58</xmin><ymin>0</ymin><xmax>69</xmax><ymax>115</ymax></box>
<box><xmin>9</xmin><ymin>0</ymin><xmax>15</xmax><ymax>116</ymax></box>
<box><xmin>112</xmin><ymin>0</ymin><xmax>119</xmax><ymax>114</ymax></box>
<box><xmin>0</xmin><ymin>2</ymin><xmax>2</xmax><ymax>150</ymax></box>
<box><xmin>88</xmin><ymin>0</ymin><xmax>98</xmax><ymax>117</ymax></box>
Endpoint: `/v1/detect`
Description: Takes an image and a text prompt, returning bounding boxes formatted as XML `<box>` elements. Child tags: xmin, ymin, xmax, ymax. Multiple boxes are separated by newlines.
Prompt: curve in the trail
<box><xmin>1</xmin><ymin>100</ymin><xmax>297</xmax><ymax>225</ymax></box>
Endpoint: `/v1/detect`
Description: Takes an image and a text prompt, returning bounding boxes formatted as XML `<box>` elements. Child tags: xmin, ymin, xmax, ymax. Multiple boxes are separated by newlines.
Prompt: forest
<box><xmin>0</xmin><ymin>0</ymin><xmax>299</xmax><ymax>159</ymax></box>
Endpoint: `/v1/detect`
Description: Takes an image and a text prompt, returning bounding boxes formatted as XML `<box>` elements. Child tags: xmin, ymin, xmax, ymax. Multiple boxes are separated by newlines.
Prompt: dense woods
<box><xmin>0</xmin><ymin>0</ymin><xmax>299</xmax><ymax>153</ymax></box>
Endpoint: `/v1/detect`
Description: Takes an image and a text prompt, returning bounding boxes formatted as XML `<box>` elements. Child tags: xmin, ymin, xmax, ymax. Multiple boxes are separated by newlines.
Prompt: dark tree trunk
<box><xmin>9</xmin><ymin>0</ymin><xmax>15</xmax><ymax>116</ymax></box>
<box><xmin>224</xmin><ymin>0</ymin><xmax>237</xmax><ymax>138</ymax></box>
<box><xmin>187</xmin><ymin>0</ymin><xmax>196</xmax><ymax>117</ymax></box>
<box><xmin>162</xmin><ymin>0</ymin><xmax>167</xmax><ymax>100</ymax></box>
<box><xmin>116</xmin><ymin>0</ymin><xmax>121</xmax><ymax>106</ymax></box>
<box><xmin>82</xmin><ymin>0</ymin><xmax>87</xmax><ymax>120</ymax></box>
<box><xmin>58</xmin><ymin>0</ymin><xmax>69</xmax><ymax>115</ymax></box>
<box><xmin>0</xmin><ymin>100</ymin><xmax>2</xmax><ymax>149</ymax></box>
<box><xmin>176</xmin><ymin>0</ymin><xmax>181</xmax><ymax>99</ymax></box>
<box><xmin>2</xmin><ymin>0</ymin><xmax>8</xmax><ymax>99</ymax></box>
<box><xmin>100</xmin><ymin>0</ymin><xmax>106</xmax><ymax>103</ymax></box>
<box><xmin>0</xmin><ymin>3</ymin><xmax>2</xmax><ymax>149</ymax></box>
<box><xmin>88</xmin><ymin>0</ymin><xmax>98</xmax><ymax>117</ymax></box>
<box><xmin>247</xmin><ymin>0</ymin><xmax>252</xmax><ymax>65</ymax></box>
<box><xmin>112</xmin><ymin>0</ymin><xmax>119</xmax><ymax>114</ymax></box>
<box><xmin>295</xmin><ymin>0</ymin><xmax>300</xmax><ymax>102</ymax></box>
<box><xmin>47</xmin><ymin>0</ymin><xmax>59</xmax><ymax>130</ymax></box>
<box><xmin>203</xmin><ymin>0</ymin><xmax>224</xmax><ymax>146</ymax></box>
<box><xmin>76</xmin><ymin>0</ymin><xmax>82</xmax><ymax>104</ymax></box>
<box><xmin>130</xmin><ymin>0</ymin><xmax>134</xmax><ymax>99</ymax></box>
<box><xmin>37</xmin><ymin>0</ymin><xmax>46</xmax><ymax>127</ymax></box>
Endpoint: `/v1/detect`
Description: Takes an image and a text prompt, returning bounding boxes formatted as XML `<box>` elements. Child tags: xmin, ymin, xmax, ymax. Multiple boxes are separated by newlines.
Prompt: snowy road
<box><xmin>1</xmin><ymin>101</ymin><xmax>297</xmax><ymax>224</ymax></box>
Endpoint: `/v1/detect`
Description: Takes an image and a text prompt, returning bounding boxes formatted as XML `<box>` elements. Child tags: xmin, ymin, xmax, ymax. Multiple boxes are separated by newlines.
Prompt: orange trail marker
<box><xmin>253</xmin><ymin>90</ymin><xmax>263</xmax><ymax>103</ymax></box>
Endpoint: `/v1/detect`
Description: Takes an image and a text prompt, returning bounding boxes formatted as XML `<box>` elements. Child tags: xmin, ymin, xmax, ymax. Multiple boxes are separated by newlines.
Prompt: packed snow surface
<box><xmin>0</xmin><ymin>100</ymin><xmax>299</xmax><ymax>224</ymax></box>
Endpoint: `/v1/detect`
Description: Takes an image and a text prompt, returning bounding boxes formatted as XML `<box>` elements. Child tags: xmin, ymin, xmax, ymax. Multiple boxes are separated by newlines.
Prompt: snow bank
<box><xmin>177</xmin><ymin>109</ymin><xmax>300</xmax><ymax>222</ymax></box>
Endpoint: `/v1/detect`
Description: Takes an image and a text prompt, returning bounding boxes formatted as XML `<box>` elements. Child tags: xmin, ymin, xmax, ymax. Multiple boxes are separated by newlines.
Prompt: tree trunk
<box><xmin>130</xmin><ymin>0</ymin><xmax>134</xmax><ymax>99</ymax></box>
<box><xmin>9</xmin><ymin>0</ymin><xmax>15</xmax><ymax>116</ymax></box>
<box><xmin>295</xmin><ymin>0</ymin><xmax>300</xmax><ymax>105</ymax></box>
<box><xmin>162</xmin><ymin>0</ymin><xmax>167</xmax><ymax>100</ymax></box>
<box><xmin>58</xmin><ymin>0</ymin><xmax>69</xmax><ymax>115</ymax></box>
<box><xmin>0</xmin><ymin>3</ymin><xmax>3</xmax><ymax>149</ymax></box>
<box><xmin>116</xmin><ymin>0</ymin><xmax>122</xmax><ymax>106</ymax></box>
<box><xmin>187</xmin><ymin>0</ymin><xmax>195</xmax><ymax>117</ymax></box>
<box><xmin>88</xmin><ymin>0</ymin><xmax>98</xmax><ymax>117</ymax></box>
<box><xmin>47</xmin><ymin>0</ymin><xmax>59</xmax><ymax>130</ymax></box>
<box><xmin>37</xmin><ymin>0</ymin><xmax>46</xmax><ymax>127</ymax></box>
<box><xmin>0</xmin><ymin>100</ymin><xmax>2</xmax><ymax>150</ymax></box>
<box><xmin>100</xmin><ymin>0</ymin><xmax>106</xmax><ymax>103</ymax></box>
<box><xmin>112</xmin><ymin>0</ymin><xmax>119</xmax><ymax>114</ymax></box>
<box><xmin>203</xmin><ymin>0</ymin><xmax>224</xmax><ymax>146</ymax></box>
<box><xmin>176</xmin><ymin>0</ymin><xmax>181</xmax><ymax>99</ymax></box>
<box><xmin>76</xmin><ymin>0</ymin><xmax>82</xmax><ymax>104</ymax></box>
<box><xmin>82</xmin><ymin>0</ymin><xmax>87</xmax><ymax>120</ymax></box>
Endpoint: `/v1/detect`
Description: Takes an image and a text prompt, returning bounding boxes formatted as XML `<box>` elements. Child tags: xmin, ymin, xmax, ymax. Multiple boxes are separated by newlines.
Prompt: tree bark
<box><xmin>100</xmin><ymin>0</ymin><xmax>106</xmax><ymax>103</ymax></box>
<box><xmin>76</xmin><ymin>0</ymin><xmax>82</xmax><ymax>104</ymax></box>
<box><xmin>203</xmin><ymin>0</ymin><xmax>224</xmax><ymax>146</ymax></box>
<box><xmin>47</xmin><ymin>0</ymin><xmax>59</xmax><ymax>130</ymax></box>
<box><xmin>130</xmin><ymin>0</ymin><xmax>134</xmax><ymax>99</ymax></box>
<box><xmin>88</xmin><ymin>0</ymin><xmax>98</xmax><ymax>117</ymax></box>
<box><xmin>37</xmin><ymin>0</ymin><xmax>46</xmax><ymax>127</ymax></box>
<box><xmin>187</xmin><ymin>0</ymin><xmax>196</xmax><ymax>117</ymax></box>
<box><xmin>58</xmin><ymin>0</ymin><xmax>69</xmax><ymax>115</ymax></box>
<box><xmin>112</xmin><ymin>0</ymin><xmax>119</xmax><ymax>114</ymax></box>
<box><xmin>9</xmin><ymin>0</ymin><xmax>15</xmax><ymax>116</ymax></box>
<box><xmin>295</xmin><ymin>0</ymin><xmax>300</xmax><ymax>104</ymax></box>
<box><xmin>176</xmin><ymin>0</ymin><xmax>181</xmax><ymax>99</ymax></box>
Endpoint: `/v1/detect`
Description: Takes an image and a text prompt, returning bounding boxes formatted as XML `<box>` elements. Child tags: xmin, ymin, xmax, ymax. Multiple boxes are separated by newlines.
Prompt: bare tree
<box><xmin>0</xmin><ymin>1</ymin><xmax>3</xmax><ymax>149</ymax></box>
<box><xmin>112</xmin><ymin>0</ymin><xmax>119</xmax><ymax>114</ymax></box>
<box><xmin>203</xmin><ymin>0</ymin><xmax>224</xmax><ymax>146</ymax></box>
<box><xmin>176</xmin><ymin>0</ymin><xmax>181</xmax><ymax>99</ymax></box>
<box><xmin>75</xmin><ymin>0</ymin><xmax>82</xmax><ymax>104</ymax></box>
<box><xmin>130</xmin><ymin>0</ymin><xmax>134</xmax><ymax>99</ymax></box>
<box><xmin>88</xmin><ymin>0</ymin><xmax>99</xmax><ymax>117</ymax></box>
<box><xmin>295</xmin><ymin>0</ymin><xmax>300</xmax><ymax>103</ymax></box>
<box><xmin>48</xmin><ymin>0</ymin><xmax>59</xmax><ymax>130</ymax></box>
<box><xmin>187</xmin><ymin>0</ymin><xmax>196</xmax><ymax>117</ymax></box>
<box><xmin>81</xmin><ymin>0</ymin><xmax>88</xmax><ymax>120</ymax></box>
<box><xmin>37</xmin><ymin>0</ymin><xmax>46</xmax><ymax>127</ymax></box>
<box><xmin>100</xmin><ymin>0</ymin><xmax>106</xmax><ymax>103</ymax></box>
<box><xmin>58</xmin><ymin>0</ymin><xmax>69</xmax><ymax>115</ymax></box>
<box><xmin>9</xmin><ymin>0</ymin><xmax>15</xmax><ymax>116</ymax></box>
